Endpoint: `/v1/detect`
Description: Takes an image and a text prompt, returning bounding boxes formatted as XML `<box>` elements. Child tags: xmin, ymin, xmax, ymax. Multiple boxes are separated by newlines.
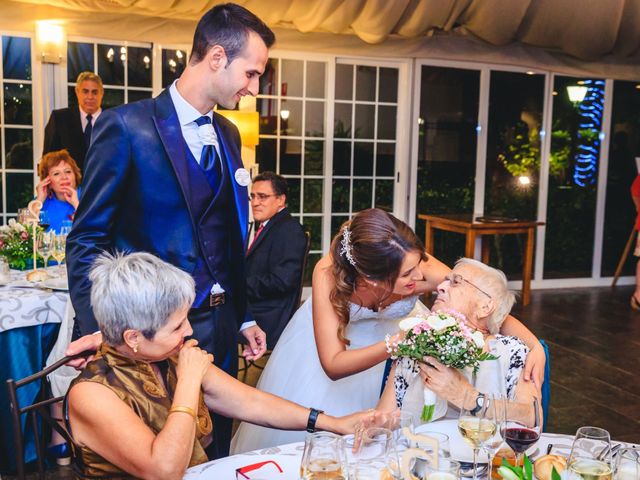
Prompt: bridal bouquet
<box><xmin>0</xmin><ymin>219</ymin><xmax>38</xmax><ymax>270</ymax></box>
<box><xmin>385</xmin><ymin>310</ymin><xmax>497</xmax><ymax>422</ymax></box>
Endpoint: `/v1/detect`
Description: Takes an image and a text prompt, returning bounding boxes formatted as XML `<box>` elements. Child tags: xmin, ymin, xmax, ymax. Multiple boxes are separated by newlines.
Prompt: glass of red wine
<box><xmin>503</xmin><ymin>398</ymin><xmax>541</xmax><ymax>467</ymax></box>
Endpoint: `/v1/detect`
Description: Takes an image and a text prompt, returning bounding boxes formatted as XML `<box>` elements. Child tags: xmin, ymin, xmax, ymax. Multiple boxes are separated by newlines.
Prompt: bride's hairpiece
<box><xmin>340</xmin><ymin>227</ymin><xmax>356</xmax><ymax>267</ymax></box>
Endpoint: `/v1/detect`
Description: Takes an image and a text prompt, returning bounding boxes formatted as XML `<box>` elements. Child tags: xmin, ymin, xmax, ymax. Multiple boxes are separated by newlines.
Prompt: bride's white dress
<box><xmin>231</xmin><ymin>295</ymin><xmax>425</xmax><ymax>454</ymax></box>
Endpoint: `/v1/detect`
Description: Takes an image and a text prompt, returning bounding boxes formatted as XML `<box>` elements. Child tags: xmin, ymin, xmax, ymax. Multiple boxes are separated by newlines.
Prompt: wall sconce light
<box><xmin>35</xmin><ymin>21</ymin><xmax>66</xmax><ymax>64</ymax></box>
<box><xmin>567</xmin><ymin>85</ymin><xmax>588</xmax><ymax>104</ymax></box>
<box><xmin>280</xmin><ymin>109</ymin><xmax>290</xmax><ymax>121</ymax></box>
<box><xmin>217</xmin><ymin>110</ymin><xmax>260</xmax><ymax>148</ymax></box>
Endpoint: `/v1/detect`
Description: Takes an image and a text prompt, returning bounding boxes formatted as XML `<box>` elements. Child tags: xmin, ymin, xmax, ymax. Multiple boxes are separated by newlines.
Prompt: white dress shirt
<box><xmin>79</xmin><ymin>107</ymin><xmax>101</xmax><ymax>131</ymax></box>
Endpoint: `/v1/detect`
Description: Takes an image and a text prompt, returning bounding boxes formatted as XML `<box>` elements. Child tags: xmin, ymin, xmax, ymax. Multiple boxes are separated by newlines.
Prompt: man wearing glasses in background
<box><xmin>246</xmin><ymin>172</ymin><xmax>307</xmax><ymax>349</ymax></box>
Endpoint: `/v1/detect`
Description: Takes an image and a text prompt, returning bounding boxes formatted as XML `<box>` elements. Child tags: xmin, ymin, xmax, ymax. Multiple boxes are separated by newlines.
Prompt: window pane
<box><xmin>257</xmin><ymin>138</ymin><xmax>276</xmax><ymax>172</ymax></box>
<box><xmin>352</xmin><ymin>179</ymin><xmax>373</xmax><ymax>211</ymax></box>
<box><xmin>331</xmin><ymin>215</ymin><xmax>349</xmax><ymax>238</ymax></box>
<box><xmin>281</xmin><ymin>59</ymin><xmax>303</xmax><ymax>97</ymax></box>
<box><xmin>302</xmin><ymin>216</ymin><xmax>322</xmax><ymax>250</ymax></box>
<box><xmin>257</xmin><ymin>97</ymin><xmax>277</xmax><ymax>135</ymax></box>
<box><xmin>415</xmin><ymin>66</ymin><xmax>479</xmax><ymax>243</ymax></box>
<box><xmin>260</xmin><ymin>58</ymin><xmax>278</xmax><ymax>95</ymax></box>
<box><xmin>335</xmin><ymin>64</ymin><xmax>353</xmax><ymax>101</ymax></box>
<box><xmin>354</xmin><ymin>104</ymin><xmax>375</xmax><ymax>139</ymax></box>
<box><xmin>601</xmin><ymin>80</ymin><xmax>640</xmax><ymax>277</ymax></box>
<box><xmin>305</xmin><ymin>100</ymin><xmax>324</xmax><ymax>137</ymax></box>
<box><xmin>303</xmin><ymin>179</ymin><xmax>323</xmax><ymax>213</ymax></box>
<box><xmin>97</xmin><ymin>44</ymin><xmax>125</xmax><ymax>86</ymax></box>
<box><xmin>68</xmin><ymin>42</ymin><xmax>94</xmax><ymax>82</ymax></box>
<box><xmin>67</xmin><ymin>86</ymin><xmax>79</xmax><ymax>107</ymax></box>
<box><xmin>287</xmin><ymin>177</ymin><xmax>301</xmax><ymax>213</ymax></box>
<box><xmin>353</xmin><ymin>142</ymin><xmax>373</xmax><ymax>176</ymax></box>
<box><xmin>0</xmin><ymin>181</ymin><xmax>3</xmax><ymax>214</ymax></box>
<box><xmin>483</xmin><ymin>71</ymin><xmax>544</xmax><ymax>277</ymax></box>
<box><xmin>377</xmin><ymin>105</ymin><xmax>397</xmax><ymax>140</ymax></box>
<box><xmin>306</xmin><ymin>62</ymin><xmax>326</xmax><ymax>98</ymax></box>
<box><xmin>332</xmin><ymin>179</ymin><xmax>350</xmax><ymax>212</ymax></box>
<box><xmin>102</xmin><ymin>89</ymin><xmax>125</xmax><ymax>109</ymax></box>
<box><xmin>334</xmin><ymin>103</ymin><xmax>352</xmax><ymax>138</ymax></box>
<box><xmin>333</xmin><ymin>141</ymin><xmax>350</xmax><ymax>176</ymax></box>
<box><xmin>280</xmin><ymin>139</ymin><xmax>301</xmax><ymax>175</ymax></box>
<box><xmin>305</xmin><ymin>140</ymin><xmax>324</xmax><ymax>175</ymax></box>
<box><xmin>127</xmin><ymin>90</ymin><xmax>152</xmax><ymax>103</ymax></box>
<box><xmin>4</xmin><ymin>83</ymin><xmax>32</xmax><ymax>125</ymax></box>
<box><xmin>375</xmin><ymin>180</ymin><xmax>394</xmax><ymax>211</ymax></box>
<box><xmin>6</xmin><ymin>172</ymin><xmax>33</xmax><ymax>213</ymax></box>
<box><xmin>376</xmin><ymin>142</ymin><xmax>395</xmax><ymax>176</ymax></box>
<box><xmin>355</xmin><ymin>66</ymin><xmax>376</xmax><ymax>102</ymax></box>
<box><xmin>379</xmin><ymin>68</ymin><xmax>398</xmax><ymax>103</ymax></box>
<box><xmin>303</xmin><ymin>253</ymin><xmax>321</xmax><ymax>285</ymax></box>
<box><xmin>281</xmin><ymin>99</ymin><xmax>302</xmax><ymax>136</ymax></box>
<box><xmin>2</xmin><ymin>36</ymin><xmax>31</xmax><ymax>80</ymax></box>
<box><xmin>4</xmin><ymin>128</ymin><xmax>32</xmax><ymax>169</ymax></box>
<box><xmin>161</xmin><ymin>49</ymin><xmax>186</xmax><ymax>88</ymax></box>
<box><xmin>128</xmin><ymin>47</ymin><xmax>152</xmax><ymax>88</ymax></box>
<box><xmin>544</xmin><ymin>76</ymin><xmax>604</xmax><ymax>278</ymax></box>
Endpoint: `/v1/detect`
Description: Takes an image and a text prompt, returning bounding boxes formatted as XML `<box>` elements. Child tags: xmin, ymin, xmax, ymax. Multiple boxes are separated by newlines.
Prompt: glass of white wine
<box><xmin>37</xmin><ymin>230</ymin><xmax>53</xmax><ymax>270</ymax></box>
<box><xmin>458</xmin><ymin>390</ymin><xmax>495</xmax><ymax>480</ymax></box>
<box><xmin>567</xmin><ymin>426</ymin><xmax>613</xmax><ymax>480</ymax></box>
<box><xmin>51</xmin><ymin>232</ymin><xmax>67</xmax><ymax>276</ymax></box>
<box><xmin>300</xmin><ymin>432</ymin><xmax>348</xmax><ymax>480</ymax></box>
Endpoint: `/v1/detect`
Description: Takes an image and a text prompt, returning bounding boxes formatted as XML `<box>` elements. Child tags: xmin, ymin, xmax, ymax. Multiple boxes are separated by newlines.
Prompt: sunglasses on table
<box><xmin>445</xmin><ymin>273</ymin><xmax>492</xmax><ymax>299</ymax></box>
<box><xmin>235</xmin><ymin>460</ymin><xmax>283</xmax><ymax>479</ymax></box>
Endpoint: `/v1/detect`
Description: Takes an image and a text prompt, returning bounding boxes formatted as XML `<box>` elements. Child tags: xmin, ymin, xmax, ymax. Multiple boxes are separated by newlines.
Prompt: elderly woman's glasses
<box><xmin>446</xmin><ymin>273</ymin><xmax>492</xmax><ymax>299</ymax></box>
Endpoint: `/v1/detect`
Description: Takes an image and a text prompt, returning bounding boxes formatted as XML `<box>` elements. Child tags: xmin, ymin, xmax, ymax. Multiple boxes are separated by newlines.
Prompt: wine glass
<box><xmin>354</xmin><ymin>427</ymin><xmax>400</xmax><ymax>479</ymax></box>
<box><xmin>504</xmin><ymin>398</ymin><xmax>541</xmax><ymax>467</ymax></box>
<box><xmin>300</xmin><ymin>432</ymin><xmax>348</xmax><ymax>480</ymax></box>
<box><xmin>37</xmin><ymin>230</ymin><xmax>53</xmax><ymax>270</ymax></box>
<box><xmin>422</xmin><ymin>457</ymin><xmax>461</xmax><ymax>480</ymax></box>
<box><xmin>615</xmin><ymin>447</ymin><xmax>640</xmax><ymax>480</ymax></box>
<box><xmin>480</xmin><ymin>395</ymin><xmax>505</xmax><ymax>480</ymax></box>
<box><xmin>567</xmin><ymin>426</ymin><xmax>613</xmax><ymax>479</ymax></box>
<box><xmin>458</xmin><ymin>389</ymin><xmax>495</xmax><ymax>480</ymax></box>
<box><xmin>39</xmin><ymin>209</ymin><xmax>50</xmax><ymax>231</ymax></box>
<box><xmin>51</xmin><ymin>232</ymin><xmax>67</xmax><ymax>276</ymax></box>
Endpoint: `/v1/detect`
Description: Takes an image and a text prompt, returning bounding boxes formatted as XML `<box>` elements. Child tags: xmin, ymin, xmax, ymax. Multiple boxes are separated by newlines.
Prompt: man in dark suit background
<box><xmin>43</xmin><ymin>71</ymin><xmax>103</xmax><ymax>171</ymax></box>
<box><xmin>246</xmin><ymin>172</ymin><xmax>307</xmax><ymax>349</ymax></box>
<box><xmin>65</xmin><ymin>4</ymin><xmax>274</xmax><ymax>457</ymax></box>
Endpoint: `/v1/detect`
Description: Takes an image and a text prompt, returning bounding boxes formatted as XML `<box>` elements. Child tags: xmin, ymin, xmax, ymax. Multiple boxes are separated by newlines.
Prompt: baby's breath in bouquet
<box><xmin>0</xmin><ymin>219</ymin><xmax>39</xmax><ymax>270</ymax></box>
<box><xmin>386</xmin><ymin>310</ymin><xmax>497</xmax><ymax>422</ymax></box>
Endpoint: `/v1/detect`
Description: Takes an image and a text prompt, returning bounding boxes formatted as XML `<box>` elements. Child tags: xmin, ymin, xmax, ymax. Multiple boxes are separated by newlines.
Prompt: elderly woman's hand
<box><xmin>35</xmin><ymin>177</ymin><xmax>51</xmax><ymax>203</ymax></box>
<box><xmin>60</xmin><ymin>186</ymin><xmax>80</xmax><ymax>210</ymax></box>
<box><xmin>177</xmin><ymin>339</ymin><xmax>213</xmax><ymax>382</ymax></box>
<box><xmin>420</xmin><ymin>356</ymin><xmax>474</xmax><ymax>409</ymax></box>
<box><xmin>523</xmin><ymin>341</ymin><xmax>546</xmax><ymax>388</ymax></box>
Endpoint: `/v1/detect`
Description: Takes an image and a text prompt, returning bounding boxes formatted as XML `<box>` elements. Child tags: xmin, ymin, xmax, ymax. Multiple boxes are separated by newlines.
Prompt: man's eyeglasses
<box><xmin>235</xmin><ymin>460</ymin><xmax>283</xmax><ymax>479</ymax></box>
<box><xmin>445</xmin><ymin>273</ymin><xmax>492</xmax><ymax>299</ymax></box>
<box><xmin>248</xmin><ymin>193</ymin><xmax>280</xmax><ymax>202</ymax></box>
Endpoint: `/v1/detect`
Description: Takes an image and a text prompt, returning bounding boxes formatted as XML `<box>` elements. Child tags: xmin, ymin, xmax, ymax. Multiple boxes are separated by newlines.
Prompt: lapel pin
<box><xmin>234</xmin><ymin>168</ymin><xmax>251</xmax><ymax>187</ymax></box>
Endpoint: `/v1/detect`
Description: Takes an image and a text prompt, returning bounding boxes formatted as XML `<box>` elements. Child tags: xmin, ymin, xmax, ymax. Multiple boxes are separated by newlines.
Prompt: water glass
<box><xmin>300</xmin><ymin>432</ymin><xmax>348</xmax><ymax>480</ymax></box>
<box><xmin>355</xmin><ymin>428</ymin><xmax>400</xmax><ymax>479</ymax></box>
<box><xmin>615</xmin><ymin>447</ymin><xmax>640</xmax><ymax>480</ymax></box>
<box><xmin>421</xmin><ymin>458</ymin><xmax>460</xmax><ymax>480</ymax></box>
<box><xmin>567</xmin><ymin>426</ymin><xmax>613</xmax><ymax>479</ymax></box>
<box><xmin>0</xmin><ymin>257</ymin><xmax>10</xmax><ymax>283</ymax></box>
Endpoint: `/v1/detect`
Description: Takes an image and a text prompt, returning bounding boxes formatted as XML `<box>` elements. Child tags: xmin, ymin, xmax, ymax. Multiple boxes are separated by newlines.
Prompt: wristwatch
<box><xmin>306</xmin><ymin>408</ymin><xmax>324</xmax><ymax>433</ymax></box>
<box><xmin>469</xmin><ymin>392</ymin><xmax>485</xmax><ymax>416</ymax></box>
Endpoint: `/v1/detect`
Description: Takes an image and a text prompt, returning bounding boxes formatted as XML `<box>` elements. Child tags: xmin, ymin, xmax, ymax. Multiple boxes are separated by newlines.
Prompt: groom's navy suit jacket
<box><xmin>67</xmin><ymin>88</ymin><xmax>250</xmax><ymax>338</ymax></box>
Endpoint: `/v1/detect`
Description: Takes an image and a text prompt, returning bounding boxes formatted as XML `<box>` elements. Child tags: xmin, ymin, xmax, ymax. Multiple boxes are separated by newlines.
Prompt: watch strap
<box><xmin>306</xmin><ymin>408</ymin><xmax>324</xmax><ymax>433</ymax></box>
<box><xmin>469</xmin><ymin>392</ymin><xmax>485</xmax><ymax>416</ymax></box>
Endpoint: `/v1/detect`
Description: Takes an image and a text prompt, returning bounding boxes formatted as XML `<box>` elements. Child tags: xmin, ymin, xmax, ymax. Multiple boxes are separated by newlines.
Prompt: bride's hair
<box><xmin>329</xmin><ymin>208</ymin><xmax>426</xmax><ymax>344</ymax></box>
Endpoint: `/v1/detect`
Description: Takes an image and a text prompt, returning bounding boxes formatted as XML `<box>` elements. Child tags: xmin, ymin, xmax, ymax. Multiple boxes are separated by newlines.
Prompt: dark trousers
<box><xmin>188</xmin><ymin>302</ymin><xmax>238</xmax><ymax>459</ymax></box>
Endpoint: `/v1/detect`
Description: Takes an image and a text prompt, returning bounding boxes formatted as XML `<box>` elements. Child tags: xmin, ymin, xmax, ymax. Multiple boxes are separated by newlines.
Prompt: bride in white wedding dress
<box><xmin>231</xmin><ymin>209</ymin><xmax>545</xmax><ymax>454</ymax></box>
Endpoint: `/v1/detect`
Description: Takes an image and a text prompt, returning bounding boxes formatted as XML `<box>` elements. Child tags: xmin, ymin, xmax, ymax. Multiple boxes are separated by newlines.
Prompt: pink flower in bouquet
<box><xmin>20</xmin><ymin>231</ymin><xmax>29</xmax><ymax>240</ymax></box>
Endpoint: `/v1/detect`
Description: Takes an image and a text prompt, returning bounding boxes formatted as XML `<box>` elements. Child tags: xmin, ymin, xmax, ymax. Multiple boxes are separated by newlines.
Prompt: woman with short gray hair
<box><xmin>66</xmin><ymin>252</ymin><xmax>367</xmax><ymax>479</ymax></box>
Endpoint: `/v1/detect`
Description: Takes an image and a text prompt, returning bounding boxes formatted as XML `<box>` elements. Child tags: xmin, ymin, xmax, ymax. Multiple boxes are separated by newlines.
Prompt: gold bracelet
<box><xmin>169</xmin><ymin>406</ymin><xmax>197</xmax><ymax>421</ymax></box>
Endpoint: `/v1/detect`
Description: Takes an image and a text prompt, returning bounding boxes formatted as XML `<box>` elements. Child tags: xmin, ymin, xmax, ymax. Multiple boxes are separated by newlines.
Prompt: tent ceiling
<box><xmin>12</xmin><ymin>0</ymin><xmax>640</xmax><ymax>60</ymax></box>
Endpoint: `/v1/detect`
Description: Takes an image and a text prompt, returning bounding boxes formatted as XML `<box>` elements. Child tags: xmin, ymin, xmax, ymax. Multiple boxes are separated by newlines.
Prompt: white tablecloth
<box><xmin>183</xmin><ymin>429</ymin><xmax>581</xmax><ymax>480</ymax></box>
<box><xmin>0</xmin><ymin>268</ymin><xmax>69</xmax><ymax>332</ymax></box>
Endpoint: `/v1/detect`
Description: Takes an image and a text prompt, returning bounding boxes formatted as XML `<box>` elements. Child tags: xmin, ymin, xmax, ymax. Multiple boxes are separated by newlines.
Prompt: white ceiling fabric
<box><xmin>9</xmin><ymin>0</ymin><xmax>640</xmax><ymax>60</ymax></box>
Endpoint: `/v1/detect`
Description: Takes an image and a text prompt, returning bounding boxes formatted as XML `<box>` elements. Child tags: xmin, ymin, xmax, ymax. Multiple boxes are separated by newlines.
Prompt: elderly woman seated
<box><xmin>66</xmin><ymin>252</ymin><xmax>364</xmax><ymax>479</ymax></box>
<box><xmin>376</xmin><ymin>258</ymin><xmax>542</xmax><ymax>425</ymax></box>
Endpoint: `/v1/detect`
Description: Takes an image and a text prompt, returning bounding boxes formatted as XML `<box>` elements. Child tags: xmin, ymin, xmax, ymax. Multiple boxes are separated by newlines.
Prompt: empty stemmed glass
<box><xmin>480</xmin><ymin>395</ymin><xmax>505</xmax><ymax>480</ymax></box>
<box><xmin>615</xmin><ymin>447</ymin><xmax>640</xmax><ymax>479</ymax></box>
<box><xmin>567</xmin><ymin>426</ymin><xmax>613</xmax><ymax>479</ymax></box>
<box><xmin>354</xmin><ymin>427</ymin><xmax>401</xmax><ymax>479</ymax></box>
<box><xmin>504</xmin><ymin>398</ymin><xmax>541</xmax><ymax>467</ymax></box>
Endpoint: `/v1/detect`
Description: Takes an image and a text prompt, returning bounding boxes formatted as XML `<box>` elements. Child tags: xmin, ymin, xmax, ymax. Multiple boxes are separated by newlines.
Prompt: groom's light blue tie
<box><xmin>194</xmin><ymin>115</ymin><xmax>222</xmax><ymax>193</ymax></box>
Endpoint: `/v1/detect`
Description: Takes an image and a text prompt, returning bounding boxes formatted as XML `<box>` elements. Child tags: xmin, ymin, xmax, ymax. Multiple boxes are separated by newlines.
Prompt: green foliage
<box><xmin>0</xmin><ymin>220</ymin><xmax>42</xmax><ymax>270</ymax></box>
<box><xmin>498</xmin><ymin>455</ymin><xmax>561</xmax><ymax>480</ymax></box>
<box><xmin>497</xmin><ymin>122</ymin><xmax>540</xmax><ymax>177</ymax></box>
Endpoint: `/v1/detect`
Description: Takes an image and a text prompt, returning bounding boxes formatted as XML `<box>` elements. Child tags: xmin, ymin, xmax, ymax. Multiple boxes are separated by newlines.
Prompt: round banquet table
<box><xmin>0</xmin><ymin>268</ymin><xmax>69</xmax><ymax>473</ymax></box>
<box><xmin>184</xmin><ymin>420</ymin><xmax>638</xmax><ymax>479</ymax></box>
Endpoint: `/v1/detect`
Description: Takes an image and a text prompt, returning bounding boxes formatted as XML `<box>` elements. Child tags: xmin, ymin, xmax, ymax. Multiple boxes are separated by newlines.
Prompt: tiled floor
<box><xmin>6</xmin><ymin>284</ymin><xmax>640</xmax><ymax>478</ymax></box>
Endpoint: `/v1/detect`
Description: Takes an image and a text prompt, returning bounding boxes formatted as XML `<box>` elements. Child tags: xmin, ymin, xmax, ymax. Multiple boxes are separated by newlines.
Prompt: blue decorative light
<box><xmin>573</xmin><ymin>79</ymin><xmax>605</xmax><ymax>187</ymax></box>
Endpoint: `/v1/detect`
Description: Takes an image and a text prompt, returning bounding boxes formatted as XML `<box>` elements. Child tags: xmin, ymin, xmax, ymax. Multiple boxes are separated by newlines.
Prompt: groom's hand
<box><xmin>241</xmin><ymin>325</ymin><xmax>267</xmax><ymax>361</ymax></box>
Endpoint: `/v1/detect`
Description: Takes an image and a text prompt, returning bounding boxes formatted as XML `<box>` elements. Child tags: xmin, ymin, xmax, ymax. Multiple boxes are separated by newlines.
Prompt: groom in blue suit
<box><xmin>65</xmin><ymin>3</ymin><xmax>275</xmax><ymax>458</ymax></box>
